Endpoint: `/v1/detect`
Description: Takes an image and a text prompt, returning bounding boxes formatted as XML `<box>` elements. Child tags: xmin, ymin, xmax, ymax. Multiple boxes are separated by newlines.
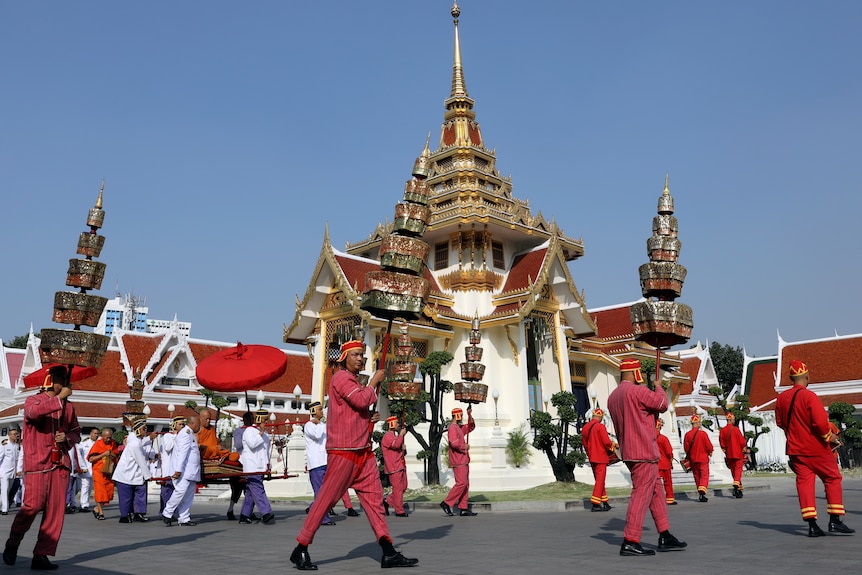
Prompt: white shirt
<box><xmin>304</xmin><ymin>420</ymin><xmax>327</xmax><ymax>470</ymax></box>
<box><xmin>172</xmin><ymin>425</ymin><xmax>201</xmax><ymax>482</ymax></box>
<box><xmin>0</xmin><ymin>440</ymin><xmax>20</xmax><ymax>479</ymax></box>
<box><xmin>77</xmin><ymin>437</ymin><xmax>96</xmax><ymax>477</ymax></box>
<box><xmin>160</xmin><ymin>432</ymin><xmax>177</xmax><ymax>477</ymax></box>
<box><xmin>112</xmin><ymin>433</ymin><xmax>152</xmax><ymax>486</ymax></box>
<box><xmin>240</xmin><ymin>426</ymin><xmax>270</xmax><ymax>473</ymax></box>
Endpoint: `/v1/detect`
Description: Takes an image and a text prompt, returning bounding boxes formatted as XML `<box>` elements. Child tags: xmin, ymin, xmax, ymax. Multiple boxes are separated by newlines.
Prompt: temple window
<box><xmin>491</xmin><ymin>241</ymin><xmax>505</xmax><ymax>269</ymax></box>
<box><xmin>434</xmin><ymin>242</ymin><xmax>449</xmax><ymax>270</ymax></box>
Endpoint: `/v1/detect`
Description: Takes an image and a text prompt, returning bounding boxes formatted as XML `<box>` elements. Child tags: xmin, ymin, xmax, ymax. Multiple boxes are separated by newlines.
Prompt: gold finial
<box><xmin>422</xmin><ymin>131</ymin><xmax>431</xmax><ymax>157</ymax></box>
<box><xmin>96</xmin><ymin>179</ymin><xmax>104</xmax><ymax>209</ymax></box>
<box><xmin>450</xmin><ymin>1</ymin><xmax>467</xmax><ymax>98</ymax></box>
<box><xmin>663</xmin><ymin>173</ymin><xmax>670</xmax><ymax>195</ymax></box>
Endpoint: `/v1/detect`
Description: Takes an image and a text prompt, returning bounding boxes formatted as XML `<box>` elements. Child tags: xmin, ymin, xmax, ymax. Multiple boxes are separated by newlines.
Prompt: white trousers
<box><xmin>162</xmin><ymin>478</ymin><xmax>195</xmax><ymax>523</ymax></box>
<box><xmin>0</xmin><ymin>476</ymin><xmax>12</xmax><ymax>513</ymax></box>
<box><xmin>79</xmin><ymin>474</ymin><xmax>93</xmax><ymax>508</ymax></box>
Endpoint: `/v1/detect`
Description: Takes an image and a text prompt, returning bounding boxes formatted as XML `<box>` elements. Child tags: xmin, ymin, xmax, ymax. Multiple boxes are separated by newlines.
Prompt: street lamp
<box><xmin>492</xmin><ymin>389</ymin><xmax>500</xmax><ymax>426</ymax></box>
<box><xmin>142</xmin><ymin>404</ymin><xmax>151</xmax><ymax>416</ymax></box>
<box><xmin>542</xmin><ymin>393</ymin><xmax>550</xmax><ymax>412</ymax></box>
<box><xmin>256</xmin><ymin>390</ymin><xmax>265</xmax><ymax>409</ymax></box>
<box><xmin>293</xmin><ymin>384</ymin><xmax>302</xmax><ymax>424</ymax></box>
<box><xmin>589</xmin><ymin>387</ymin><xmax>598</xmax><ymax>408</ymax></box>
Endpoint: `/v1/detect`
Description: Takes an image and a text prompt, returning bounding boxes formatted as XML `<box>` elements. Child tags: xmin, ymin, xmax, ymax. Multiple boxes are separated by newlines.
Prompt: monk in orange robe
<box><xmin>197</xmin><ymin>409</ymin><xmax>231</xmax><ymax>461</ymax></box>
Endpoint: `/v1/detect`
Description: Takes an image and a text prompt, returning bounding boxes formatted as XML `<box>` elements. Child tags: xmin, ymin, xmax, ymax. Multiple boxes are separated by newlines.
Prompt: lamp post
<box><xmin>293</xmin><ymin>384</ymin><xmax>302</xmax><ymax>425</ymax></box>
<box><xmin>589</xmin><ymin>387</ymin><xmax>598</xmax><ymax>408</ymax></box>
<box><xmin>256</xmin><ymin>390</ymin><xmax>265</xmax><ymax>409</ymax></box>
<box><xmin>492</xmin><ymin>389</ymin><xmax>500</xmax><ymax>426</ymax></box>
<box><xmin>542</xmin><ymin>393</ymin><xmax>550</xmax><ymax>413</ymax></box>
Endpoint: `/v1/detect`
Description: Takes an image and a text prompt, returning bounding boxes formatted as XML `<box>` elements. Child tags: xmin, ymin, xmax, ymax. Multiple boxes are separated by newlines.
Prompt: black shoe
<box><xmin>736</xmin><ymin>490</ymin><xmax>744</xmax><ymax>498</ymax></box>
<box><xmin>601</xmin><ymin>502</ymin><xmax>612</xmax><ymax>510</ymax></box>
<box><xmin>119</xmin><ymin>515</ymin><xmax>132</xmax><ymax>524</ymax></box>
<box><xmin>732</xmin><ymin>486</ymin><xmax>739</xmax><ymax>498</ymax></box>
<box><xmin>179</xmin><ymin>520</ymin><xmax>197</xmax><ymax>526</ymax></box>
<box><xmin>261</xmin><ymin>512</ymin><xmax>276</xmax><ymax>525</ymax></box>
<box><xmin>808</xmin><ymin>522</ymin><xmax>826</xmax><ymax>537</ymax></box>
<box><xmin>251</xmin><ymin>513</ymin><xmax>262</xmax><ymax>521</ymax></box>
<box><xmin>346</xmin><ymin>508</ymin><xmax>360</xmax><ymax>517</ymax></box>
<box><xmin>162</xmin><ymin>516</ymin><xmax>173</xmax><ymax>527</ymax></box>
<box><xmin>395</xmin><ymin>513</ymin><xmax>408</xmax><ymax>517</ymax></box>
<box><xmin>0</xmin><ymin>512</ymin><xmax>7</xmax><ymax>516</ymax></box>
<box><xmin>238</xmin><ymin>515</ymin><xmax>259</xmax><ymax>524</ymax></box>
<box><xmin>65</xmin><ymin>505</ymin><xmax>77</xmax><ymax>515</ymax></box>
<box><xmin>226</xmin><ymin>511</ymin><xmax>236</xmax><ymax>521</ymax></box>
<box><xmin>304</xmin><ymin>507</ymin><xmax>310</xmax><ymax>514</ymax></box>
<box><xmin>30</xmin><ymin>555</ymin><xmax>58</xmax><ymax>571</ymax></box>
<box><xmin>591</xmin><ymin>504</ymin><xmax>606</xmax><ymax>512</ymax></box>
<box><xmin>698</xmin><ymin>493</ymin><xmax>708</xmax><ymax>503</ymax></box>
<box><xmin>2</xmin><ymin>545</ymin><xmax>17</xmax><ymax>566</ymax></box>
<box><xmin>133</xmin><ymin>513</ymin><xmax>149</xmax><ymax>523</ymax></box>
<box><xmin>459</xmin><ymin>509</ymin><xmax>477</xmax><ymax>516</ymax></box>
<box><xmin>439</xmin><ymin>502</ymin><xmax>454</xmax><ymax>517</ymax></box>
<box><xmin>383</xmin><ymin>499</ymin><xmax>390</xmax><ymax>516</ymax></box>
<box><xmin>290</xmin><ymin>546</ymin><xmax>318</xmax><ymax>571</ymax></box>
<box><xmin>657</xmin><ymin>532</ymin><xmax>687</xmax><ymax>551</ymax></box>
<box><xmin>79</xmin><ymin>507</ymin><xmax>89</xmax><ymax>513</ymax></box>
<box><xmin>667</xmin><ymin>501</ymin><xmax>678</xmax><ymax>505</ymax></box>
<box><xmin>620</xmin><ymin>540</ymin><xmax>655</xmax><ymax>557</ymax></box>
<box><xmin>828</xmin><ymin>519</ymin><xmax>855</xmax><ymax>534</ymax></box>
<box><xmin>381</xmin><ymin>552</ymin><xmax>419</xmax><ymax>568</ymax></box>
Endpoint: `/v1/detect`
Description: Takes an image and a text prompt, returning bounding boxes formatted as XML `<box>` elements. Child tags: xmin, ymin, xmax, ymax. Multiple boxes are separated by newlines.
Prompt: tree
<box><xmin>385</xmin><ymin>350</ymin><xmax>454</xmax><ymax>486</ymax></box>
<box><xmin>829</xmin><ymin>401</ymin><xmax>862</xmax><ymax>469</ymax></box>
<box><xmin>530</xmin><ymin>391</ymin><xmax>586</xmax><ymax>482</ymax></box>
<box><xmin>709</xmin><ymin>342</ymin><xmax>744</xmax><ymax>396</ymax></box>
<box><xmin>4</xmin><ymin>334</ymin><xmax>30</xmax><ymax>349</ymax></box>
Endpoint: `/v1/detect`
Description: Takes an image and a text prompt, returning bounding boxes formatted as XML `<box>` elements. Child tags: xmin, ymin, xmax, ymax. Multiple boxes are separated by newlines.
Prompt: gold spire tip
<box><xmin>96</xmin><ymin>179</ymin><xmax>105</xmax><ymax>209</ymax></box>
<box><xmin>663</xmin><ymin>173</ymin><xmax>670</xmax><ymax>195</ymax></box>
<box><xmin>451</xmin><ymin>1</ymin><xmax>460</xmax><ymax>19</ymax></box>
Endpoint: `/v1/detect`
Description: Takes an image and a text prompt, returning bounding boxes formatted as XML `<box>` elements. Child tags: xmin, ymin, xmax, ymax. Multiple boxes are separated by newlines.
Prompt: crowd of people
<box><xmin>0</xmin><ymin>353</ymin><xmax>854</xmax><ymax>570</ymax></box>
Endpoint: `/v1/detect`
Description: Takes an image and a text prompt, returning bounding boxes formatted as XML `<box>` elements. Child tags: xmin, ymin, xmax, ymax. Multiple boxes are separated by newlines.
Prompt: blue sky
<box><xmin>2</xmin><ymin>1</ymin><xmax>860</xmax><ymax>359</ymax></box>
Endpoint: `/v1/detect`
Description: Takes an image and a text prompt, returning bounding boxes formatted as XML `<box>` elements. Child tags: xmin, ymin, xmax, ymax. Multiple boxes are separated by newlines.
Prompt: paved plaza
<box><xmin>1</xmin><ymin>476</ymin><xmax>860</xmax><ymax>574</ymax></box>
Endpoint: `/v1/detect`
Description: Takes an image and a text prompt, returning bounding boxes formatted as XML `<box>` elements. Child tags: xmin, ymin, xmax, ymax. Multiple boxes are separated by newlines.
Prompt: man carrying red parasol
<box><xmin>289</xmin><ymin>340</ymin><xmax>418</xmax><ymax>570</ymax></box>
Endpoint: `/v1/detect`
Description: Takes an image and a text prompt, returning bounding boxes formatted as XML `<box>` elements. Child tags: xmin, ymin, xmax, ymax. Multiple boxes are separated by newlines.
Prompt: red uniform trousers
<box><xmin>790</xmin><ymin>453</ymin><xmax>845</xmax><ymax>520</ymax></box>
<box><xmin>623</xmin><ymin>461</ymin><xmax>670</xmax><ymax>543</ymax></box>
<box><xmin>691</xmin><ymin>461</ymin><xmax>709</xmax><ymax>494</ymax></box>
<box><xmin>443</xmin><ymin>464</ymin><xmax>470</xmax><ymax>510</ymax></box>
<box><xmin>7</xmin><ymin>468</ymin><xmax>69</xmax><ymax>556</ymax></box>
<box><xmin>589</xmin><ymin>463</ymin><xmax>608</xmax><ymax>505</ymax></box>
<box><xmin>297</xmin><ymin>450</ymin><xmax>390</xmax><ymax>546</ymax></box>
<box><xmin>726</xmin><ymin>457</ymin><xmax>744</xmax><ymax>490</ymax></box>
<box><xmin>658</xmin><ymin>468</ymin><xmax>674</xmax><ymax>503</ymax></box>
<box><xmin>386</xmin><ymin>469</ymin><xmax>407</xmax><ymax>514</ymax></box>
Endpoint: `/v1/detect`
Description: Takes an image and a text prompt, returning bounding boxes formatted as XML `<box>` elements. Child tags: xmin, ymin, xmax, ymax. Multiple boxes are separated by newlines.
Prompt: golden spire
<box><xmin>450</xmin><ymin>1</ymin><xmax>468</xmax><ymax>98</ymax></box>
<box><xmin>422</xmin><ymin>131</ymin><xmax>431</xmax><ymax>157</ymax></box>
<box><xmin>96</xmin><ymin>179</ymin><xmax>104</xmax><ymax>209</ymax></box>
<box><xmin>663</xmin><ymin>173</ymin><xmax>670</xmax><ymax>195</ymax></box>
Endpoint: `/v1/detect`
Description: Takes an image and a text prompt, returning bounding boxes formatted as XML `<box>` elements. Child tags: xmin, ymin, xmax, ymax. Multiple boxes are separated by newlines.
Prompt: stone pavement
<box><xmin>1</xmin><ymin>477</ymin><xmax>860</xmax><ymax>574</ymax></box>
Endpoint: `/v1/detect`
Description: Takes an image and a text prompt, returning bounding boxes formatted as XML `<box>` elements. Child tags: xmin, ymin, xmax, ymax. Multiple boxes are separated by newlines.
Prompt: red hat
<box><xmin>452</xmin><ymin>408</ymin><xmax>463</xmax><ymax>420</ymax></box>
<box><xmin>656</xmin><ymin>418</ymin><xmax>664</xmax><ymax>427</ymax></box>
<box><xmin>337</xmin><ymin>340</ymin><xmax>365</xmax><ymax>362</ymax></box>
<box><xmin>691</xmin><ymin>414</ymin><xmax>701</xmax><ymax>423</ymax></box>
<box><xmin>620</xmin><ymin>359</ymin><xmax>644</xmax><ymax>383</ymax></box>
<box><xmin>726</xmin><ymin>412</ymin><xmax>735</xmax><ymax>420</ymax></box>
<box><xmin>386</xmin><ymin>416</ymin><xmax>399</xmax><ymax>429</ymax></box>
<box><xmin>592</xmin><ymin>408</ymin><xmax>604</xmax><ymax>418</ymax></box>
<box><xmin>789</xmin><ymin>360</ymin><xmax>809</xmax><ymax>378</ymax></box>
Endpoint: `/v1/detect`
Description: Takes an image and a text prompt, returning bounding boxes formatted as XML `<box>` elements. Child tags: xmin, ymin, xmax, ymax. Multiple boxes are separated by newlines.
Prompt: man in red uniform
<box><xmin>776</xmin><ymin>360</ymin><xmax>854</xmax><ymax>537</ymax></box>
<box><xmin>683</xmin><ymin>415</ymin><xmax>713</xmax><ymax>502</ymax></box>
<box><xmin>3</xmin><ymin>364</ymin><xmax>81</xmax><ymax>571</ymax></box>
<box><xmin>440</xmin><ymin>406</ymin><xmax>476</xmax><ymax>517</ymax></box>
<box><xmin>289</xmin><ymin>340</ymin><xmax>418</xmax><ymax>570</ymax></box>
<box><xmin>381</xmin><ymin>416</ymin><xmax>408</xmax><ymax>517</ymax></box>
<box><xmin>719</xmin><ymin>412</ymin><xmax>747</xmax><ymax>498</ymax></box>
<box><xmin>582</xmin><ymin>408</ymin><xmax>616</xmax><ymax>512</ymax></box>
<box><xmin>607</xmin><ymin>359</ymin><xmax>686</xmax><ymax>556</ymax></box>
<box><xmin>655</xmin><ymin>419</ymin><xmax>676</xmax><ymax>505</ymax></box>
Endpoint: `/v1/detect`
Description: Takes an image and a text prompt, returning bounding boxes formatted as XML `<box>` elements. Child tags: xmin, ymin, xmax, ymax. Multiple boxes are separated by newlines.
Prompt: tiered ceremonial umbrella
<box><xmin>23</xmin><ymin>364</ymin><xmax>98</xmax><ymax>389</ymax></box>
<box><xmin>195</xmin><ymin>342</ymin><xmax>287</xmax><ymax>394</ymax></box>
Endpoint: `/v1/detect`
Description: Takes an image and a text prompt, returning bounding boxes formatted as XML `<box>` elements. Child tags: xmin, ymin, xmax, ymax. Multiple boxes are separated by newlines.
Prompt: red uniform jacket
<box><xmin>22</xmin><ymin>393</ymin><xmax>81</xmax><ymax>473</ymax></box>
<box><xmin>719</xmin><ymin>424</ymin><xmax>747</xmax><ymax>459</ymax></box>
<box><xmin>447</xmin><ymin>416</ymin><xmax>475</xmax><ymax>468</ymax></box>
<box><xmin>326</xmin><ymin>369</ymin><xmax>377</xmax><ymax>451</ymax></box>
<box><xmin>381</xmin><ymin>431</ymin><xmax>405</xmax><ymax>474</ymax></box>
<box><xmin>656</xmin><ymin>430</ymin><xmax>673</xmax><ymax>471</ymax></box>
<box><xmin>607</xmin><ymin>380</ymin><xmax>667</xmax><ymax>462</ymax></box>
<box><xmin>775</xmin><ymin>384</ymin><xmax>832</xmax><ymax>456</ymax></box>
<box><xmin>683</xmin><ymin>428</ymin><xmax>713</xmax><ymax>463</ymax></box>
<box><xmin>582</xmin><ymin>419</ymin><xmax>613</xmax><ymax>464</ymax></box>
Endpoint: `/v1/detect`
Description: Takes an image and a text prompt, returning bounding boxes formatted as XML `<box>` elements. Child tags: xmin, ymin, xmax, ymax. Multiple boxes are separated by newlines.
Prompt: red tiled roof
<box><xmin>74</xmin><ymin>351</ymin><xmax>131</xmax><ymax>393</ymax></box>
<box><xmin>121</xmin><ymin>333</ymin><xmax>164</xmax><ymax>375</ymax></box>
<box><xmin>780</xmin><ymin>338</ymin><xmax>862</xmax><ymax>384</ymax></box>
<box><xmin>677</xmin><ymin>357</ymin><xmax>702</xmax><ymax>396</ymax></box>
<box><xmin>258</xmin><ymin>354</ymin><xmax>314</xmax><ymax>395</ymax></box>
<box><xmin>746</xmin><ymin>359</ymin><xmax>778</xmax><ymax>409</ymax></box>
<box><xmin>501</xmin><ymin>248</ymin><xmax>547</xmax><ymax>293</ymax></box>
<box><xmin>589</xmin><ymin>306</ymin><xmax>633</xmax><ymax>340</ymax></box>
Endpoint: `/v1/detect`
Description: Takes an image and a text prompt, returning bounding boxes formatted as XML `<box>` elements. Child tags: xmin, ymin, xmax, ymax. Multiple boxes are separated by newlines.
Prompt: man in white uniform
<box><xmin>76</xmin><ymin>429</ymin><xmax>98</xmax><ymax>513</ymax></box>
<box><xmin>0</xmin><ymin>431</ymin><xmax>21</xmax><ymax>516</ymax></box>
<box><xmin>161</xmin><ymin>414</ymin><xmax>201</xmax><ymax>526</ymax></box>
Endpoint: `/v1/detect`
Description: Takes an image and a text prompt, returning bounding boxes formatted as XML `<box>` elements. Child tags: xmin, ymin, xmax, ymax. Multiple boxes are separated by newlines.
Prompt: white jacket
<box><xmin>77</xmin><ymin>438</ymin><xmax>95</xmax><ymax>477</ymax></box>
<box><xmin>0</xmin><ymin>441</ymin><xmax>20</xmax><ymax>480</ymax></box>
<box><xmin>160</xmin><ymin>432</ymin><xmax>177</xmax><ymax>477</ymax></box>
<box><xmin>304</xmin><ymin>420</ymin><xmax>327</xmax><ymax>470</ymax></box>
<box><xmin>112</xmin><ymin>434</ymin><xmax>152</xmax><ymax>486</ymax></box>
<box><xmin>240</xmin><ymin>426</ymin><xmax>270</xmax><ymax>473</ymax></box>
<box><xmin>172</xmin><ymin>425</ymin><xmax>201</xmax><ymax>482</ymax></box>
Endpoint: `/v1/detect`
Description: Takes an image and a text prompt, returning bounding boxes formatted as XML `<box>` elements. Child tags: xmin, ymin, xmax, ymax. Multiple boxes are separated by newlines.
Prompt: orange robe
<box><xmin>198</xmin><ymin>425</ymin><xmax>229</xmax><ymax>460</ymax></box>
<box><xmin>88</xmin><ymin>438</ymin><xmax>120</xmax><ymax>504</ymax></box>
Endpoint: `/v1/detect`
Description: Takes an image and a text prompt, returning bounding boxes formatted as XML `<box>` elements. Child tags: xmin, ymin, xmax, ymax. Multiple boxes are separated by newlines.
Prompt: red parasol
<box><xmin>23</xmin><ymin>363</ymin><xmax>97</xmax><ymax>389</ymax></box>
<box><xmin>195</xmin><ymin>342</ymin><xmax>287</xmax><ymax>393</ymax></box>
